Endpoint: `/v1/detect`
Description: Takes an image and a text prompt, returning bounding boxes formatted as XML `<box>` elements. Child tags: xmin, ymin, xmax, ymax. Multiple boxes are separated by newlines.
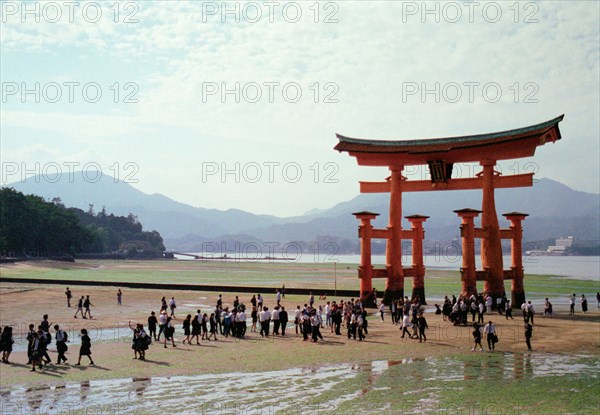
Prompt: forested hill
<box><xmin>0</xmin><ymin>187</ymin><xmax>165</xmax><ymax>257</ymax></box>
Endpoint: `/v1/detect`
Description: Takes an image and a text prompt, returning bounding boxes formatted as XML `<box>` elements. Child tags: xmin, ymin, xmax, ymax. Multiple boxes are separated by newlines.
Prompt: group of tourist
<box><xmin>65</xmin><ymin>288</ymin><xmax>95</xmax><ymax>319</ymax></box>
<box><xmin>125</xmin><ymin>293</ymin><xmax>377</xmax><ymax>360</ymax></box>
<box><xmin>0</xmin><ymin>314</ymin><xmax>93</xmax><ymax>371</ymax></box>
<box><xmin>3</xmin><ymin>287</ymin><xmax>597</xmax><ymax>373</ymax></box>
<box><xmin>383</xmin><ymin>296</ymin><xmax>429</xmax><ymax>342</ymax></box>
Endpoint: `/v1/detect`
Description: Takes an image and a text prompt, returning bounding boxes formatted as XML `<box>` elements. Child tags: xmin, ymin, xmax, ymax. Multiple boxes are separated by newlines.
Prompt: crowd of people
<box><xmin>1</xmin><ymin>288</ymin><xmax>597</xmax><ymax>372</ymax></box>
<box><xmin>125</xmin><ymin>293</ymin><xmax>375</xmax><ymax>360</ymax></box>
<box><xmin>0</xmin><ymin>314</ymin><xmax>94</xmax><ymax>371</ymax></box>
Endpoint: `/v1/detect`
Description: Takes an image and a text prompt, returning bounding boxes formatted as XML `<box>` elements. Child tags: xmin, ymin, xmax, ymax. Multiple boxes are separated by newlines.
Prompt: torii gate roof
<box><xmin>335</xmin><ymin>115</ymin><xmax>564</xmax><ymax>166</ymax></box>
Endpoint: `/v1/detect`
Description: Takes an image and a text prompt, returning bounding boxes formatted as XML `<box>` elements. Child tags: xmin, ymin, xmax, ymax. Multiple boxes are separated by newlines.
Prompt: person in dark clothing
<box><xmin>76</xmin><ymin>329</ymin><xmax>94</xmax><ymax>365</ymax></box>
<box><xmin>524</xmin><ymin>323</ymin><xmax>533</xmax><ymax>351</ymax></box>
<box><xmin>182</xmin><ymin>314</ymin><xmax>191</xmax><ymax>344</ymax></box>
<box><xmin>26</xmin><ymin>324</ymin><xmax>36</xmax><ymax>364</ymax></box>
<box><xmin>147</xmin><ymin>311</ymin><xmax>158</xmax><ymax>341</ymax></box>
<box><xmin>37</xmin><ymin>328</ymin><xmax>52</xmax><ymax>365</ymax></box>
<box><xmin>40</xmin><ymin>315</ymin><xmax>51</xmax><ymax>333</ymax></box>
<box><xmin>332</xmin><ymin>308</ymin><xmax>342</xmax><ymax>335</ymax></box>
<box><xmin>279</xmin><ymin>307</ymin><xmax>289</xmax><ymax>336</ymax></box>
<box><xmin>471</xmin><ymin>323</ymin><xmax>483</xmax><ymax>351</ymax></box>
<box><xmin>417</xmin><ymin>313</ymin><xmax>428</xmax><ymax>342</ymax></box>
<box><xmin>54</xmin><ymin>324</ymin><xmax>68</xmax><ymax>364</ymax></box>
<box><xmin>30</xmin><ymin>332</ymin><xmax>43</xmax><ymax>372</ymax></box>
<box><xmin>65</xmin><ymin>287</ymin><xmax>72</xmax><ymax>307</ymax></box>
<box><xmin>361</xmin><ymin>309</ymin><xmax>369</xmax><ymax>335</ymax></box>
<box><xmin>208</xmin><ymin>313</ymin><xmax>218</xmax><ymax>341</ymax></box>
<box><xmin>0</xmin><ymin>326</ymin><xmax>14</xmax><ymax>363</ymax></box>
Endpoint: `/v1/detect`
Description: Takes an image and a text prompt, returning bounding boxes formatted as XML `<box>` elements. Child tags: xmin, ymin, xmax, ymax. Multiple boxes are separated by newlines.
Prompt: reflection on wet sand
<box><xmin>0</xmin><ymin>353</ymin><xmax>596</xmax><ymax>414</ymax></box>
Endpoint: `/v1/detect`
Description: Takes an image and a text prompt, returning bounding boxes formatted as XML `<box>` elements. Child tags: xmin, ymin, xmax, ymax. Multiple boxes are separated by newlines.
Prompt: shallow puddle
<box><xmin>0</xmin><ymin>353</ymin><xmax>596</xmax><ymax>414</ymax></box>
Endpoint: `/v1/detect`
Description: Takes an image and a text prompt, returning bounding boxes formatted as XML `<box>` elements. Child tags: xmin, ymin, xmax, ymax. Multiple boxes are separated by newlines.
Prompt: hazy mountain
<box><xmin>6</xmin><ymin>173</ymin><xmax>284</xmax><ymax>239</ymax></box>
<box><xmin>6</xmin><ymin>173</ymin><xmax>599</xmax><ymax>251</ymax></box>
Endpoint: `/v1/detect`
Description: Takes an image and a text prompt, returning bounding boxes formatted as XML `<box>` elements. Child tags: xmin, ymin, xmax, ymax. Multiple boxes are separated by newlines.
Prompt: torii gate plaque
<box><xmin>335</xmin><ymin>115</ymin><xmax>564</xmax><ymax>307</ymax></box>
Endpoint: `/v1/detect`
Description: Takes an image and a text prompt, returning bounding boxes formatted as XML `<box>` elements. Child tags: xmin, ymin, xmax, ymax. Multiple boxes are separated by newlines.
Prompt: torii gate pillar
<box><xmin>503</xmin><ymin>212</ymin><xmax>528</xmax><ymax>308</ymax></box>
<box><xmin>353</xmin><ymin>211</ymin><xmax>379</xmax><ymax>302</ymax></box>
<box><xmin>480</xmin><ymin>160</ymin><xmax>505</xmax><ymax>304</ymax></box>
<box><xmin>384</xmin><ymin>167</ymin><xmax>405</xmax><ymax>304</ymax></box>
<box><xmin>454</xmin><ymin>208</ymin><xmax>481</xmax><ymax>298</ymax></box>
<box><xmin>407</xmin><ymin>214</ymin><xmax>429</xmax><ymax>304</ymax></box>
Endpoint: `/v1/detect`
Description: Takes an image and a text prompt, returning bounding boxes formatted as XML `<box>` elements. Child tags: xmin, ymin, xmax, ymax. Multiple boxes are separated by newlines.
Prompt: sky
<box><xmin>1</xmin><ymin>1</ymin><xmax>599</xmax><ymax>217</ymax></box>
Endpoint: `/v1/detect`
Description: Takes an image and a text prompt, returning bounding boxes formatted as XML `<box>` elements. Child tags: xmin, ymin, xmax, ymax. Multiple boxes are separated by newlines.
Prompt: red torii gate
<box><xmin>335</xmin><ymin>115</ymin><xmax>564</xmax><ymax>307</ymax></box>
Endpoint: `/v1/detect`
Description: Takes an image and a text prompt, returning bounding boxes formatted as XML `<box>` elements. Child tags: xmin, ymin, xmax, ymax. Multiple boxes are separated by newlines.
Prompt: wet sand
<box><xmin>0</xmin><ymin>282</ymin><xmax>598</xmax><ymax>389</ymax></box>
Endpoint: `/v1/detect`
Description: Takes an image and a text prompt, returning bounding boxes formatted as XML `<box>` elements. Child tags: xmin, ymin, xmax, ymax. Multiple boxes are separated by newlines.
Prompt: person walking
<box><xmin>235</xmin><ymin>307</ymin><xmax>246</xmax><ymax>338</ymax></box>
<box><xmin>505</xmin><ymin>300</ymin><xmax>513</xmax><ymax>320</ymax></box>
<box><xmin>544</xmin><ymin>298</ymin><xmax>553</xmax><ymax>318</ymax></box>
<box><xmin>76</xmin><ymin>329</ymin><xmax>94</xmax><ymax>365</ymax></box>
<box><xmin>83</xmin><ymin>295</ymin><xmax>93</xmax><ymax>319</ymax></box>
<box><xmin>524</xmin><ymin>323</ymin><xmax>533</xmax><ymax>351</ymax></box>
<box><xmin>379</xmin><ymin>302</ymin><xmax>385</xmax><ymax>322</ymax></box>
<box><xmin>279</xmin><ymin>306</ymin><xmax>288</xmax><ymax>336</ymax></box>
<box><xmin>272</xmin><ymin>306</ymin><xmax>281</xmax><ymax>335</ymax></box>
<box><xmin>148</xmin><ymin>311</ymin><xmax>158</xmax><ymax>341</ymax></box>
<box><xmin>484</xmin><ymin>321</ymin><xmax>496</xmax><ymax>351</ymax></box>
<box><xmin>401</xmin><ymin>314</ymin><xmax>413</xmax><ymax>339</ymax></box>
<box><xmin>257</xmin><ymin>294</ymin><xmax>263</xmax><ymax>310</ymax></box>
<box><xmin>471</xmin><ymin>323</ymin><xmax>483</xmax><ymax>351</ymax></box>
<box><xmin>417</xmin><ymin>313</ymin><xmax>428</xmax><ymax>343</ymax></box>
<box><xmin>182</xmin><ymin>314</ymin><xmax>191</xmax><ymax>344</ymax></box>
<box><xmin>356</xmin><ymin>312</ymin><xmax>365</xmax><ymax>341</ymax></box>
<box><xmin>294</xmin><ymin>306</ymin><xmax>302</xmax><ymax>335</ymax></box>
<box><xmin>0</xmin><ymin>326</ymin><xmax>14</xmax><ymax>363</ymax></box>
<box><xmin>259</xmin><ymin>307</ymin><xmax>271</xmax><ymax>337</ymax></box>
<box><xmin>169</xmin><ymin>297</ymin><xmax>177</xmax><ymax>318</ymax></box>
<box><xmin>250</xmin><ymin>306</ymin><xmax>258</xmax><ymax>333</ymax></box>
<box><xmin>526</xmin><ymin>301</ymin><xmax>535</xmax><ymax>325</ymax></box>
<box><xmin>581</xmin><ymin>294</ymin><xmax>588</xmax><ymax>313</ymax></box>
<box><xmin>117</xmin><ymin>289</ymin><xmax>123</xmax><ymax>306</ymax></box>
<box><xmin>74</xmin><ymin>296</ymin><xmax>84</xmax><ymax>318</ymax></box>
<box><xmin>30</xmin><ymin>332</ymin><xmax>43</xmax><ymax>371</ymax></box>
<box><xmin>54</xmin><ymin>325</ymin><xmax>68</xmax><ymax>364</ymax></box>
<box><xmin>26</xmin><ymin>324</ymin><xmax>36</xmax><ymax>364</ymax></box>
<box><xmin>163</xmin><ymin>317</ymin><xmax>176</xmax><ymax>348</ymax></box>
<box><xmin>157</xmin><ymin>310</ymin><xmax>167</xmax><ymax>342</ymax></box>
<box><xmin>207</xmin><ymin>313</ymin><xmax>218</xmax><ymax>341</ymax></box>
<box><xmin>569</xmin><ymin>293</ymin><xmax>576</xmax><ymax>315</ymax></box>
<box><xmin>191</xmin><ymin>311</ymin><xmax>202</xmax><ymax>343</ymax></box>
<box><xmin>38</xmin><ymin>329</ymin><xmax>52</xmax><ymax>365</ymax></box>
<box><xmin>65</xmin><ymin>287</ymin><xmax>72</xmax><ymax>307</ymax></box>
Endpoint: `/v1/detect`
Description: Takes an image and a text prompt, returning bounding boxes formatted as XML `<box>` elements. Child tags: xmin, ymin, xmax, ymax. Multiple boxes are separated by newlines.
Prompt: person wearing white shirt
<box><xmin>294</xmin><ymin>306</ymin><xmax>302</xmax><ymax>335</ymax></box>
<box><xmin>157</xmin><ymin>310</ymin><xmax>168</xmax><ymax>341</ymax></box>
<box><xmin>485</xmin><ymin>295</ymin><xmax>493</xmax><ymax>314</ymax></box>
<box><xmin>311</xmin><ymin>312</ymin><xmax>323</xmax><ymax>342</ymax></box>
<box><xmin>401</xmin><ymin>314</ymin><xmax>412</xmax><ymax>339</ymax></box>
<box><xmin>325</xmin><ymin>302</ymin><xmax>331</xmax><ymax>326</ymax></box>
<box><xmin>347</xmin><ymin>313</ymin><xmax>357</xmax><ymax>339</ymax></box>
<box><xmin>569</xmin><ymin>293</ymin><xmax>576</xmax><ymax>315</ymax></box>
<box><xmin>478</xmin><ymin>302</ymin><xmax>485</xmax><ymax>324</ymax></box>
<box><xmin>272</xmin><ymin>307</ymin><xmax>280</xmax><ymax>335</ymax></box>
<box><xmin>235</xmin><ymin>309</ymin><xmax>247</xmax><ymax>338</ymax></box>
<box><xmin>54</xmin><ymin>324</ymin><xmax>68</xmax><ymax>364</ymax></box>
<box><xmin>379</xmin><ymin>302</ymin><xmax>385</xmax><ymax>322</ymax></box>
<box><xmin>526</xmin><ymin>301</ymin><xmax>535</xmax><ymax>325</ymax></box>
<box><xmin>259</xmin><ymin>307</ymin><xmax>271</xmax><ymax>337</ymax></box>
<box><xmin>276</xmin><ymin>290</ymin><xmax>281</xmax><ymax>305</ymax></box>
<box><xmin>169</xmin><ymin>297</ymin><xmax>177</xmax><ymax>318</ymax></box>
<box><xmin>484</xmin><ymin>321</ymin><xmax>496</xmax><ymax>351</ymax></box>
